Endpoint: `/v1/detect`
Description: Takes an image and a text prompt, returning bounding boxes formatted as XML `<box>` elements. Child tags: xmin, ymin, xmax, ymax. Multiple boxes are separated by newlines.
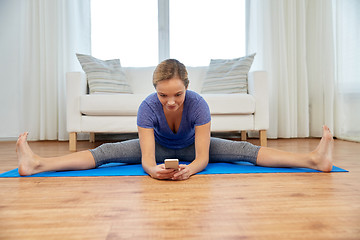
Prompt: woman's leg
<box><xmin>207</xmin><ymin>126</ymin><xmax>334</xmax><ymax>172</ymax></box>
<box><xmin>208</xmin><ymin>138</ymin><xmax>260</xmax><ymax>165</ymax></box>
<box><xmin>17</xmin><ymin>132</ymin><xmax>175</xmax><ymax>176</ymax></box>
<box><xmin>90</xmin><ymin>139</ymin><xmax>142</xmax><ymax>167</ymax></box>
<box><xmin>16</xmin><ymin>132</ymin><xmax>96</xmax><ymax>176</ymax></box>
<box><xmin>256</xmin><ymin>126</ymin><xmax>333</xmax><ymax>172</ymax></box>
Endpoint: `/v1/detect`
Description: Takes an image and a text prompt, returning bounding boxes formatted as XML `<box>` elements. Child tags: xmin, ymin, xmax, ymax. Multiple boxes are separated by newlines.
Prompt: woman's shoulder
<box><xmin>138</xmin><ymin>92</ymin><xmax>161</xmax><ymax>121</ymax></box>
<box><xmin>140</xmin><ymin>92</ymin><xmax>160</xmax><ymax>107</ymax></box>
<box><xmin>139</xmin><ymin>92</ymin><xmax>159</xmax><ymax>110</ymax></box>
<box><xmin>185</xmin><ymin>90</ymin><xmax>211</xmax><ymax>123</ymax></box>
<box><xmin>186</xmin><ymin>90</ymin><xmax>203</xmax><ymax>101</ymax></box>
<box><xmin>186</xmin><ymin>90</ymin><xmax>207</xmax><ymax>104</ymax></box>
<box><xmin>185</xmin><ymin>90</ymin><xmax>209</xmax><ymax>112</ymax></box>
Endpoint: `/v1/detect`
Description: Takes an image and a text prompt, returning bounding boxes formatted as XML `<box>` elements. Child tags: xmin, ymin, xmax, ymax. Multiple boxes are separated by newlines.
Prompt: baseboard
<box><xmin>0</xmin><ymin>137</ymin><xmax>18</xmax><ymax>141</ymax></box>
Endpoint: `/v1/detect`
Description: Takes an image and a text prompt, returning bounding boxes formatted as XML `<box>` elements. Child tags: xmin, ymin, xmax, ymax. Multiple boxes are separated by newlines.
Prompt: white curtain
<box><xmin>19</xmin><ymin>0</ymin><xmax>91</xmax><ymax>141</ymax></box>
<box><xmin>333</xmin><ymin>0</ymin><xmax>360</xmax><ymax>142</ymax></box>
<box><xmin>246</xmin><ymin>0</ymin><xmax>336</xmax><ymax>139</ymax></box>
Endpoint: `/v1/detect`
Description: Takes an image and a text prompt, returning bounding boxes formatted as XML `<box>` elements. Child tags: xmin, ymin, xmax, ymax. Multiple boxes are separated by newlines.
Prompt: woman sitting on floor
<box><xmin>16</xmin><ymin>59</ymin><xmax>334</xmax><ymax>180</ymax></box>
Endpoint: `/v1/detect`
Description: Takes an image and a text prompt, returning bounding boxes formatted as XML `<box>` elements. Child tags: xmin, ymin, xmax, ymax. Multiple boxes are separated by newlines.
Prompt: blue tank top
<box><xmin>137</xmin><ymin>90</ymin><xmax>211</xmax><ymax>149</ymax></box>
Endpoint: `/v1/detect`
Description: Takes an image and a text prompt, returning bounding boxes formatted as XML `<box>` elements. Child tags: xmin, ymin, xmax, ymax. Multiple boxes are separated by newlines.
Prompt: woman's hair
<box><xmin>153</xmin><ymin>59</ymin><xmax>189</xmax><ymax>88</ymax></box>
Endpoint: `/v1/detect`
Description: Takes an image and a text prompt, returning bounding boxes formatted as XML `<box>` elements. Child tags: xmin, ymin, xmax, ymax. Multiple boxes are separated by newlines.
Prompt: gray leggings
<box><xmin>90</xmin><ymin>137</ymin><xmax>261</xmax><ymax>168</ymax></box>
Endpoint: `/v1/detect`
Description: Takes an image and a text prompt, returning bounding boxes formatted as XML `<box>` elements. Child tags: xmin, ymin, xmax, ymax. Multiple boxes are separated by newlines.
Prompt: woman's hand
<box><xmin>149</xmin><ymin>163</ymin><xmax>192</xmax><ymax>181</ymax></box>
<box><xmin>172</xmin><ymin>164</ymin><xmax>192</xmax><ymax>181</ymax></box>
<box><xmin>149</xmin><ymin>164</ymin><xmax>178</xmax><ymax>180</ymax></box>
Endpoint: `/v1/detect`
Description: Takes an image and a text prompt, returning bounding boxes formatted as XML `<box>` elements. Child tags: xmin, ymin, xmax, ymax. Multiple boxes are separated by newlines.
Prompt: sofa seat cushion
<box><xmin>80</xmin><ymin>94</ymin><xmax>149</xmax><ymax>116</ymax></box>
<box><xmin>201</xmin><ymin>94</ymin><xmax>255</xmax><ymax>115</ymax></box>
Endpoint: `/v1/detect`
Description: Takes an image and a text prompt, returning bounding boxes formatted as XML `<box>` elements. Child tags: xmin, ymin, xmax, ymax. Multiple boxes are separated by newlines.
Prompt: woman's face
<box><xmin>156</xmin><ymin>77</ymin><xmax>187</xmax><ymax>112</ymax></box>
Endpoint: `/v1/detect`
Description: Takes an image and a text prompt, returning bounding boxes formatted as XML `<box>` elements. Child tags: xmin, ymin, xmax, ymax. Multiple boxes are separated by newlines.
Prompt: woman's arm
<box><xmin>173</xmin><ymin>121</ymin><xmax>211</xmax><ymax>180</ymax></box>
<box><xmin>138</xmin><ymin>126</ymin><xmax>177</xmax><ymax>180</ymax></box>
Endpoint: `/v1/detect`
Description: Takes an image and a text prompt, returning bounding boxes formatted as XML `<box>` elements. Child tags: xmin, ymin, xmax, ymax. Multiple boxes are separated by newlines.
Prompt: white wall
<box><xmin>0</xmin><ymin>0</ymin><xmax>22</xmax><ymax>140</ymax></box>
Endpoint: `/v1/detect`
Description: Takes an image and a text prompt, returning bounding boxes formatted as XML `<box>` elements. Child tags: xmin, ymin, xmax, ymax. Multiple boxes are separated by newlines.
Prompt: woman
<box><xmin>16</xmin><ymin>59</ymin><xmax>334</xmax><ymax>180</ymax></box>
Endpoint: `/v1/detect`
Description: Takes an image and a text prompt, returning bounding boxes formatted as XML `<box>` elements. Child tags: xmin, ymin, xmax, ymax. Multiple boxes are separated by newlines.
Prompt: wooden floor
<box><xmin>0</xmin><ymin>138</ymin><xmax>359</xmax><ymax>240</ymax></box>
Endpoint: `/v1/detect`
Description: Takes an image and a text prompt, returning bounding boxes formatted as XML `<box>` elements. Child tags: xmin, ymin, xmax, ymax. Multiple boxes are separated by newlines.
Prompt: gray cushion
<box><xmin>76</xmin><ymin>53</ymin><xmax>132</xmax><ymax>94</ymax></box>
<box><xmin>201</xmin><ymin>53</ymin><xmax>256</xmax><ymax>94</ymax></box>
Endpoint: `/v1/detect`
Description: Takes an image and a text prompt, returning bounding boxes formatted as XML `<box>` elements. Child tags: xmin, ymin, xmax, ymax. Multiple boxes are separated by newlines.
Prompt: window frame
<box><xmin>158</xmin><ymin>0</ymin><xmax>170</xmax><ymax>62</ymax></box>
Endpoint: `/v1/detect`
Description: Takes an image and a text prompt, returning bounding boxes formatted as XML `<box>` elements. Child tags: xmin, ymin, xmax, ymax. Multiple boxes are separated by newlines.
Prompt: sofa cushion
<box><xmin>201</xmin><ymin>94</ymin><xmax>255</xmax><ymax>115</ymax></box>
<box><xmin>80</xmin><ymin>94</ymin><xmax>149</xmax><ymax>116</ymax></box>
<box><xmin>76</xmin><ymin>53</ymin><xmax>133</xmax><ymax>94</ymax></box>
<box><xmin>201</xmin><ymin>54</ymin><xmax>256</xmax><ymax>94</ymax></box>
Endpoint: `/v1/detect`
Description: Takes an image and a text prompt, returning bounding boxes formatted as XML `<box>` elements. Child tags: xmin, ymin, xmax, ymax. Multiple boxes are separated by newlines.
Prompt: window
<box><xmin>91</xmin><ymin>0</ymin><xmax>158</xmax><ymax>67</ymax></box>
<box><xmin>169</xmin><ymin>0</ymin><xmax>245</xmax><ymax>66</ymax></box>
<box><xmin>91</xmin><ymin>0</ymin><xmax>245</xmax><ymax>67</ymax></box>
<box><xmin>335</xmin><ymin>0</ymin><xmax>360</xmax><ymax>93</ymax></box>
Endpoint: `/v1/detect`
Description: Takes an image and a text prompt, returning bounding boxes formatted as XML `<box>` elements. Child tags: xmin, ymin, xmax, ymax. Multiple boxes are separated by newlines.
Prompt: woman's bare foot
<box><xmin>310</xmin><ymin>126</ymin><xmax>334</xmax><ymax>172</ymax></box>
<box><xmin>16</xmin><ymin>132</ymin><xmax>41</xmax><ymax>176</ymax></box>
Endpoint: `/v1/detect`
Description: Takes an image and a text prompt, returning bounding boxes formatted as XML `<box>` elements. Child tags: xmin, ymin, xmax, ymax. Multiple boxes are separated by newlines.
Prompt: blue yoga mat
<box><xmin>0</xmin><ymin>162</ymin><xmax>347</xmax><ymax>178</ymax></box>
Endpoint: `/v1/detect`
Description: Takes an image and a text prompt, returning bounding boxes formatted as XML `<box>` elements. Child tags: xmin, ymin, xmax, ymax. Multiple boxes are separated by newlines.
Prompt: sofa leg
<box><xmin>241</xmin><ymin>131</ymin><xmax>247</xmax><ymax>141</ymax></box>
<box><xmin>69</xmin><ymin>132</ymin><xmax>77</xmax><ymax>152</ymax></box>
<box><xmin>259</xmin><ymin>130</ymin><xmax>267</xmax><ymax>147</ymax></box>
<box><xmin>89</xmin><ymin>132</ymin><xmax>95</xmax><ymax>143</ymax></box>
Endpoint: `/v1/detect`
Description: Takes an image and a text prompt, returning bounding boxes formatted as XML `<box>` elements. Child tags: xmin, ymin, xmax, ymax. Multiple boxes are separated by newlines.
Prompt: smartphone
<box><xmin>164</xmin><ymin>159</ymin><xmax>179</xmax><ymax>169</ymax></box>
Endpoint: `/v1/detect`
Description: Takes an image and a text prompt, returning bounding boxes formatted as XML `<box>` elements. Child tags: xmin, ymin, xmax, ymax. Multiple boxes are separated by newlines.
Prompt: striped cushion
<box><xmin>76</xmin><ymin>53</ymin><xmax>132</xmax><ymax>94</ymax></box>
<box><xmin>201</xmin><ymin>53</ymin><xmax>256</xmax><ymax>94</ymax></box>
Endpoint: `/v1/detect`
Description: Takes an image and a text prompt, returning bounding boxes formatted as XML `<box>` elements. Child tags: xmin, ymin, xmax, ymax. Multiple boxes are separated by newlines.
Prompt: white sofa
<box><xmin>66</xmin><ymin>67</ymin><xmax>269</xmax><ymax>151</ymax></box>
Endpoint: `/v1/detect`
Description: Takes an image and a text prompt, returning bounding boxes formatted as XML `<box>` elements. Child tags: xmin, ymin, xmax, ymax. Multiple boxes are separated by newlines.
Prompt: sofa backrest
<box><xmin>186</xmin><ymin>66</ymin><xmax>208</xmax><ymax>92</ymax></box>
<box><xmin>123</xmin><ymin>66</ymin><xmax>208</xmax><ymax>94</ymax></box>
<box><xmin>123</xmin><ymin>67</ymin><xmax>156</xmax><ymax>94</ymax></box>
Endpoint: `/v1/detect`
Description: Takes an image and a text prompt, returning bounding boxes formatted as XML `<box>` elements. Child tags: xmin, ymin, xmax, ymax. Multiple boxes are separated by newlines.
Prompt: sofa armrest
<box><xmin>248</xmin><ymin>71</ymin><xmax>269</xmax><ymax>130</ymax></box>
<box><xmin>66</xmin><ymin>72</ymin><xmax>87</xmax><ymax>132</ymax></box>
